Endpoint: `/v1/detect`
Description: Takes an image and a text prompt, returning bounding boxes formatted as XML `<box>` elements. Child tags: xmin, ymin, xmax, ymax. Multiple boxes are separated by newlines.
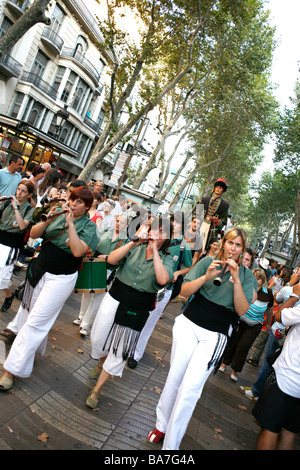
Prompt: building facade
<box><xmin>0</xmin><ymin>0</ymin><xmax>111</xmax><ymax>179</ymax></box>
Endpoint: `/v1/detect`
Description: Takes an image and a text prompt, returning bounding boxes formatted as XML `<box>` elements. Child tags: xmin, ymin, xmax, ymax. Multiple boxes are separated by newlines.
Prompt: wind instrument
<box><xmin>213</xmin><ymin>255</ymin><xmax>232</xmax><ymax>286</ymax></box>
<box><xmin>40</xmin><ymin>209</ymin><xmax>69</xmax><ymax>221</ymax></box>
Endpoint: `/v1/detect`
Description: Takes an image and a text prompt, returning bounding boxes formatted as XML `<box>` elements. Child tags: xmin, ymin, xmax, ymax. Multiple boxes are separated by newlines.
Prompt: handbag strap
<box><xmin>42</xmin><ymin>227</ymin><xmax>68</xmax><ymax>245</ymax></box>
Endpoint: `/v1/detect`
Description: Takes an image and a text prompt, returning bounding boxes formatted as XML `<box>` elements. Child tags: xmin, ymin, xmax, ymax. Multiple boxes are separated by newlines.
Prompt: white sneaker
<box><xmin>79</xmin><ymin>327</ymin><xmax>88</xmax><ymax>336</ymax></box>
<box><xmin>230</xmin><ymin>373</ymin><xmax>238</xmax><ymax>382</ymax></box>
<box><xmin>73</xmin><ymin>318</ymin><xmax>81</xmax><ymax>325</ymax></box>
<box><xmin>238</xmin><ymin>386</ymin><xmax>258</xmax><ymax>402</ymax></box>
<box><xmin>218</xmin><ymin>366</ymin><xmax>226</xmax><ymax>373</ymax></box>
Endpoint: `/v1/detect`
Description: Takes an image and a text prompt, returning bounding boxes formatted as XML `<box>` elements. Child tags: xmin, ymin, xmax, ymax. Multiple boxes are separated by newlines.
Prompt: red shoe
<box><xmin>147</xmin><ymin>428</ymin><xmax>165</xmax><ymax>443</ymax></box>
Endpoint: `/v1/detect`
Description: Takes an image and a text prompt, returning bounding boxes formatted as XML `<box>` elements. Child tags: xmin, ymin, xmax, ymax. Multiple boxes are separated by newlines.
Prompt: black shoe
<box><xmin>1</xmin><ymin>294</ymin><xmax>14</xmax><ymax>312</ymax></box>
<box><xmin>127</xmin><ymin>357</ymin><xmax>138</xmax><ymax>369</ymax></box>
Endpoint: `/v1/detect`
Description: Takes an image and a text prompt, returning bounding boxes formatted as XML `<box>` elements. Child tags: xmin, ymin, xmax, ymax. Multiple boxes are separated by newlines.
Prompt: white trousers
<box><xmin>77</xmin><ymin>276</ymin><xmax>113</xmax><ymax>330</ymax></box>
<box><xmin>90</xmin><ymin>292</ymin><xmax>118</xmax><ymax>360</ymax></box>
<box><xmin>90</xmin><ymin>292</ymin><xmax>133</xmax><ymax>377</ymax></box>
<box><xmin>4</xmin><ymin>271</ymin><xmax>77</xmax><ymax>378</ymax></box>
<box><xmin>134</xmin><ymin>289</ymin><xmax>172</xmax><ymax>362</ymax></box>
<box><xmin>78</xmin><ymin>292</ymin><xmax>106</xmax><ymax>329</ymax></box>
<box><xmin>156</xmin><ymin>314</ymin><xmax>227</xmax><ymax>450</ymax></box>
<box><xmin>0</xmin><ymin>244</ymin><xmax>18</xmax><ymax>289</ymax></box>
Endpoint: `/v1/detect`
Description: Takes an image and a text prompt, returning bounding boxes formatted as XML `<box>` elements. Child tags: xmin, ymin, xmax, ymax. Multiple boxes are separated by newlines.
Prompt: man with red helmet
<box><xmin>199</xmin><ymin>177</ymin><xmax>230</xmax><ymax>251</ymax></box>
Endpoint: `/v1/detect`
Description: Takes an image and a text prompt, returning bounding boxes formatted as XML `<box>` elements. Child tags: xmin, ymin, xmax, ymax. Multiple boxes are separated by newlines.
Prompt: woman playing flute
<box><xmin>0</xmin><ymin>186</ymin><xmax>99</xmax><ymax>391</ymax></box>
<box><xmin>0</xmin><ymin>179</ymin><xmax>35</xmax><ymax>312</ymax></box>
<box><xmin>147</xmin><ymin>227</ymin><xmax>258</xmax><ymax>450</ymax></box>
<box><xmin>86</xmin><ymin>217</ymin><xmax>174</xmax><ymax>409</ymax></box>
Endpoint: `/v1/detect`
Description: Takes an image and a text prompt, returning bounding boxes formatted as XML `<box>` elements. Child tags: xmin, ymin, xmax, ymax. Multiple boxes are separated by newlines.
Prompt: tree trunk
<box><xmin>78</xmin><ymin>65</ymin><xmax>192</xmax><ymax>182</ymax></box>
<box><xmin>260</xmin><ymin>231</ymin><xmax>272</xmax><ymax>258</ymax></box>
<box><xmin>78</xmin><ymin>2</ymin><xmax>214</xmax><ymax>182</ymax></box>
<box><xmin>0</xmin><ymin>0</ymin><xmax>51</xmax><ymax>60</ymax></box>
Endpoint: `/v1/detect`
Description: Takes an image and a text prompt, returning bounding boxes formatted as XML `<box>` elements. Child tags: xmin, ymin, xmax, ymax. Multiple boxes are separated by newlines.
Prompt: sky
<box><xmin>255</xmin><ymin>0</ymin><xmax>300</xmax><ymax>177</ymax></box>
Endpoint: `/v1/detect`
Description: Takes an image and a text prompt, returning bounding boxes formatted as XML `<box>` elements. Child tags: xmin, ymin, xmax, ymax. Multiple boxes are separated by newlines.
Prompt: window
<box><xmin>58</xmin><ymin>121</ymin><xmax>72</xmax><ymax>144</ymax></box>
<box><xmin>97</xmin><ymin>109</ymin><xmax>105</xmax><ymax>129</ymax></box>
<box><xmin>31</xmin><ymin>50</ymin><xmax>48</xmax><ymax>77</ymax></box>
<box><xmin>48</xmin><ymin>115</ymin><xmax>58</xmax><ymax>137</ymax></box>
<box><xmin>51</xmin><ymin>3</ymin><xmax>65</xmax><ymax>33</ymax></box>
<box><xmin>97</xmin><ymin>59</ymin><xmax>105</xmax><ymax>78</ymax></box>
<box><xmin>70</xmin><ymin>129</ymin><xmax>80</xmax><ymax>149</ymax></box>
<box><xmin>21</xmin><ymin>97</ymin><xmax>33</xmax><ymax>121</ymax></box>
<box><xmin>9</xmin><ymin>92</ymin><xmax>24</xmax><ymax>119</ymax></box>
<box><xmin>60</xmin><ymin>70</ymin><xmax>76</xmax><ymax>103</ymax></box>
<box><xmin>73</xmin><ymin>35</ymin><xmax>88</xmax><ymax>58</ymax></box>
<box><xmin>76</xmin><ymin>135</ymin><xmax>87</xmax><ymax>152</ymax></box>
<box><xmin>52</xmin><ymin>65</ymin><xmax>66</xmax><ymax>92</ymax></box>
<box><xmin>0</xmin><ymin>16</ymin><xmax>13</xmax><ymax>38</ymax></box>
<box><xmin>27</xmin><ymin>101</ymin><xmax>44</xmax><ymax>127</ymax></box>
<box><xmin>71</xmin><ymin>78</ymin><xmax>88</xmax><ymax>113</ymax></box>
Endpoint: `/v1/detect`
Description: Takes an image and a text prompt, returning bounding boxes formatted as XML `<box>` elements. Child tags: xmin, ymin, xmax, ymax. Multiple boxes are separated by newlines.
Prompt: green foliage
<box><xmin>244</xmin><ymin>170</ymin><xmax>295</xmax><ymax>243</ymax></box>
<box><xmin>274</xmin><ymin>104</ymin><xmax>300</xmax><ymax>181</ymax></box>
<box><xmin>176</xmin><ymin>0</ymin><xmax>278</xmax><ymax>205</ymax></box>
<box><xmin>82</xmin><ymin>0</ymin><xmax>279</xmax><ymax>203</ymax></box>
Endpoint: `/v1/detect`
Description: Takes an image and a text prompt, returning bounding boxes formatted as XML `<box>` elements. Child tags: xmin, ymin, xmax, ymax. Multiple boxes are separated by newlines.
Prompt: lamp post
<box><xmin>55</xmin><ymin>104</ymin><xmax>69</xmax><ymax>138</ymax></box>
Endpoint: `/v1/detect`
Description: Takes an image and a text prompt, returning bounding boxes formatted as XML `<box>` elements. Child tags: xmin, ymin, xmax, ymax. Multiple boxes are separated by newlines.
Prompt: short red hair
<box><xmin>69</xmin><ymin>186</ymin><xmax>94</xmax><ymax>211</ymax></box>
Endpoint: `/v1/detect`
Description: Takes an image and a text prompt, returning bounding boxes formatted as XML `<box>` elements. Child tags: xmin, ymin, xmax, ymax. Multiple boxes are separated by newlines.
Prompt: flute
<box><xmin>0</xmin><ymin>196</ymin><xmax>12</xmax><ymax>202</ymax></box>
<box><xmin>213</xmin><ymin>255</ymin><xmax>232</xmax><ymax>286</ymax></box>
<box><xmin>42</xmin><ymin>197</ymin><xmax>67</xmax><ymax>204</ymax></box>
<box><xmin>40</xmin><ymin>209</ymin><xmax>69</xmax><ymax>221</ymax></box>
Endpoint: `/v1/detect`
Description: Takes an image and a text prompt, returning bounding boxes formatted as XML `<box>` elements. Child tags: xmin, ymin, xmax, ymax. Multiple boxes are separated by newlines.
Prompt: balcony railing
<box><xmin>41</xmin><ymin>26</ymin><xmax>64</xmax><ymax>54</ymax></box>
<box><xmin>0</xmin><ymin>53</ymin><xmax>22</xmax><ymax>78</ymax></box>
<box><xmin>84</xmin><ymin>115</ymin><xmax>100</xmax><ymax>132</ymax></box>
<box><xmin>20</xmin><ymin>71</ymin><xmax>58</xmax><ymax>100</ymax></box>
<box><xmin>6</xmin><ymin>0</ymin><xmax>32</xmax><ymax>16</ymax></box>
<box><xmin>61</xmin><ymin>47</ymin><xmax>101</xmax><ymax>84</ymax></box>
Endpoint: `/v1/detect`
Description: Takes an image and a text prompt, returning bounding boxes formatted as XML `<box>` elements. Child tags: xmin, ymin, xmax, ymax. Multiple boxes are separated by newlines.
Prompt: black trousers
<box><xmin>222</xmin><ymin>321</ymin><xmax>262</xmax><ymax>372</ymax></box>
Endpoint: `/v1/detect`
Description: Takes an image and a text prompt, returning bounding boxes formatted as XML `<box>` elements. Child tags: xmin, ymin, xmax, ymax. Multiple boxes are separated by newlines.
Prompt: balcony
<box><xmin>83</xmin><ymin>115</ymin><xmax>100</xmax><ymax>133</ymax></box>
<box><xmin>20</xmin><ymin>71</ymin><xmax>58</xmax><ymax>100</ymax></box>
<box><xmin>41</xmin><ymin>26</ymin><xmax>64</xmax><ymax>55</ymax></box>
<box><xmin>6</xmin><ymin>0</ymin><xmax>32</xmax><ymax>17</ymax></box>
<box><xmin>0</xmin><ymin>53</ymin><xmax>22</xmax><ymax>78</ymax></box>
<box><xmin>60</xmin><ymin>47</ymin><xmax>101</xmax><ymax>85</ymax></box>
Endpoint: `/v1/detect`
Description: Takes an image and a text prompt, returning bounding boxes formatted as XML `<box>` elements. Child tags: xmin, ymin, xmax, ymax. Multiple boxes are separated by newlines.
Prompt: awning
<box><xmin>0</xmin><ymin>114</ymin><xmax>78</xmax><ymax>158</ymax></box>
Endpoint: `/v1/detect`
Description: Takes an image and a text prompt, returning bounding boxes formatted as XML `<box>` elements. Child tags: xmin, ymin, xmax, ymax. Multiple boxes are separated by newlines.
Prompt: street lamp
<box><xmin>55</xmin><ymin>104</ymin><xmax>69</xmax><ymax>138</ymax></box>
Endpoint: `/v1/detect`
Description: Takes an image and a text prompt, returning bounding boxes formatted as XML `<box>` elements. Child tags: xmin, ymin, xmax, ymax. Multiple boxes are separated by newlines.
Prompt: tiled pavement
<box><xmin>0</xmin><ymin>269</ymin><xmax>299</xmax><ymax>452</ymax></box>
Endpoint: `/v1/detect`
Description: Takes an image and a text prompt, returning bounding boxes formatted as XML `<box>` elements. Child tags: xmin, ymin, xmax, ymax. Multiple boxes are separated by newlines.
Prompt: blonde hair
<box><xmin>215</xmin><ymin>227</ymin><xmax>247</xmax><ymax>266</ymax></box>
<box><xmin>252</xmin><ymin>268</ymin><xmax>267</xmax><ymax>287</ymax></box>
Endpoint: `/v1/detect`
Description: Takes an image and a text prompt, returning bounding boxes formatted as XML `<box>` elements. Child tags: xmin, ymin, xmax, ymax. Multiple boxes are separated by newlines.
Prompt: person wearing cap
<box><xmin>197</xmin><ymin>178</ymin><xmax>229</xmax><ymax>251</ymax></box>
<box><xmin>258</xmin><ymin>258</ymin><xmax>272</xmax><ymax>280</ymax></box>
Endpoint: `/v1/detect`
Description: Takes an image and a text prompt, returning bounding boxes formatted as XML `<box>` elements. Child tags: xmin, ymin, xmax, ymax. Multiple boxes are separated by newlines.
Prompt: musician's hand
<box><xmin>148</xmin><ymin>237</ymin><xmax>159</xmax><ymax>251</ymax></box>
<box><xmin>205</xmin><ymin>259</ymin><xmax>223</xmax><ymax>281</ymax></box>
<box><xmin>11</xmin><ymin>196</ymin><xmax>18</xmax><ymax>210</ymax></box>
<box><xmin>132</xmin><ymin>226</ymin><xmax>149</xmax><ymax>244</ymax></box>
<box><xmin>60</xmin><ymin>198</ymin><xmax>68</xmax><ymax>209</ymax></box>
<box><xmin>65</xmin><ymin>208</ymin><xmax>74</xmax><ymax>226</ymax></box>
<box><xmin>226</xmin><ymin>258</ymin><xmax>240</xmax><ymax>282</ymax></box>
<box><xmin>41</xmin><ymin>206</ymin><xmax>64</xmax><ymax>225</ymax></box>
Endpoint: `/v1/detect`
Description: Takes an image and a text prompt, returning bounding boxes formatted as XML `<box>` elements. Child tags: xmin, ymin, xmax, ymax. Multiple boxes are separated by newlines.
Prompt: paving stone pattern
<box><xmin>0</xmin><ymin>271</ymin><xmax>299</xmax><ymax>451</ymax></box>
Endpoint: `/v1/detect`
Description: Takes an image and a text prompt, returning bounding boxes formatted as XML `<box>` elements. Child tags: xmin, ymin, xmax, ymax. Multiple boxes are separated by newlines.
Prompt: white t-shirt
<box><xmin>100</xmin><ymin>212</ymin><xmax>115</xmax><ymax>230</ymax></box>
<box><xmin>273</xmin><ymin>304</ymin><xmax>300</xmax><ymax>398</ymax></box>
